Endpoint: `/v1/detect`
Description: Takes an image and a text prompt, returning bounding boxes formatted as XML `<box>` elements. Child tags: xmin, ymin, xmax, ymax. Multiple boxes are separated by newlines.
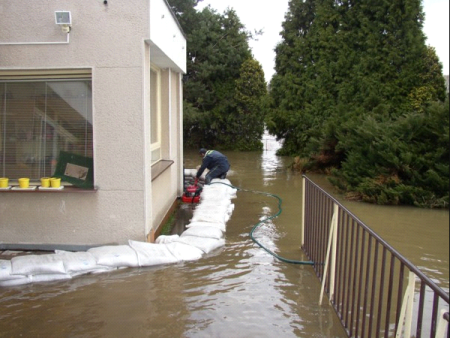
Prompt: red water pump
<box><xmin>182</xmin><ymin>184</ymin><xmax>202</xmax><ymax>203</ymax></box>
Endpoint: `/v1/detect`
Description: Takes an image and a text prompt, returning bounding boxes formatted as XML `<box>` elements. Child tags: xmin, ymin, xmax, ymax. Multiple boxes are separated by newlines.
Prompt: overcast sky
<box><xmin>197</xmin><ymin>0</ymin><xmax>449</xmax><ymax>81</ymax></box>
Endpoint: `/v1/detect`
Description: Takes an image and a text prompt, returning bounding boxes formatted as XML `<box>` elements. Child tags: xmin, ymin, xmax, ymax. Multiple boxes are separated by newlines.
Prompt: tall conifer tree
<box><xmin>267</xmin><ymin>0</ymin><xmax>316</xmax><ymax>155</ymax></box>
<box><xmin>232</xmin><ymin>59</ymin><xmax>268</xmax><ymax>150</ymax></box>
<box><xmin>168</xmin><ymin>0</ymin><xmax>265</xmax><ymax>149</ymax></box>
<box><xmin>269</xmin><ymin>0</ymin><xmax>448</xmax><ymax>207</ymax></box>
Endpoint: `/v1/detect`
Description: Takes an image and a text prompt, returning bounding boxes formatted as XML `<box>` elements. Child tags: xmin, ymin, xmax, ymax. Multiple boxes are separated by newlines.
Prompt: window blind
<box><xmin>0</xmin><ymin>69</ymin><xmax>92</xmax><ymax>81</ymax></box>
<box><xmin>0</xmin><ymin>70</ymin><xmax>93</xmax><ymax>180</ymax></box>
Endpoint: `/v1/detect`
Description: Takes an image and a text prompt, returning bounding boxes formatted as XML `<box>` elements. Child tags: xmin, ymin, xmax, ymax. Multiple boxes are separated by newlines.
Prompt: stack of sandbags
<box><xmin>155</xmin><ymin>234</ymin><xmax>180</xmax><ymax>244</ymax></box>
<box><xmin>55</xmin><ymin>250</ymin><xmax>115</xmax><ymax>276</ymax></box>
<box><xmin>173</xmin><ymin>178</ymin><xmax>236</xmax><ymax>254</ymax></box>
<box><xmin>0</xmin><ymin>178</ymin><xmax>237</xmax><ymax>287</ymax></box>
<box><xmin>1</xmin><ymin>254</ymin><xmax>72</xmax><ymax>286</ymax></box>
<box><xmin>0</xmin><ymin>242</ymin><xmax>205</xmax><ymax>286</ymax></box>
<box><xmin>129</xmin><ymin>240</ymin><xmax>204</xmax><ymax>264</ymax></box>
<box><xmin>0</xmin><ymin>259</ymin><xmax>31</xmax><ymax>286</ymax></box>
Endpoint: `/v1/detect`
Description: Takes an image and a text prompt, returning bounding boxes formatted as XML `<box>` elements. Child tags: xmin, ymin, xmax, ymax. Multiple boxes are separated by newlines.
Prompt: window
<box><xmin>150</xmin><ymin>66</ymin><xmax>161</xmax><ymax>164</ymax></box>
<box><xmin>0</xmin><ymin>71</ymin><xmax>93</xmax><ymax>181</ymax></box>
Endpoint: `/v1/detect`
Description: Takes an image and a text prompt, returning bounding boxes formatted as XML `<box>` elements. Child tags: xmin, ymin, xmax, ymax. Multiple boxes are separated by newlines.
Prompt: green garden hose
<box><xmin>210</xmin><ymin>182</ymin><xmax>315</xmax><ymax>266</ymax></box>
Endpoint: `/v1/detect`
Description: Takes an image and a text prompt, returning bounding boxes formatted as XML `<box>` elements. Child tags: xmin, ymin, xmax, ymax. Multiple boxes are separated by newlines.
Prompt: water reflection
<box><xmin>260</xmin><ymin>131</ymin><xmax>285</xmax><ymax>191</ymax></box>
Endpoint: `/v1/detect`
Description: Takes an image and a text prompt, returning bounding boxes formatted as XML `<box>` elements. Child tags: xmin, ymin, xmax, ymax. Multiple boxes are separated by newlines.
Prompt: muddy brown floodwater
<box><xmin>0</xmin><ymin>135</ymin><xmax>447</xmax><ymax>337</ymax></box>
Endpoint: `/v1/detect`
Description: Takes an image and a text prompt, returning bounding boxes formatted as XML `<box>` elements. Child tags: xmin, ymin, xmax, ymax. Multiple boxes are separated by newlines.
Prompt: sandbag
<box><xmin>89</xmin><ymin>267</ymin><xmax>117</xmax><ymax>274</ymax></box>
<box><xmin>200</xmin><ymin>188</ymin><xmax>229</xmax><ymax>201</ymax></box>
<box><xmin>191</xmin><ymin>210</ymin><xmax>228</xmax><ymax>225</ymax></box>
<box><xmin>174</xmin><ymin>235</ymin><xmax>225</xmax><ymax>254</ymax></box>
<box><xmin>54</xmin><ymin>251</ymin><xmax>105</xmax><ymax>276</ymax></box>
<box><xmin>88</xmin><ymin>245</ymin><xmax>139</xmax><ymax>268</ymax></box>
<box><xmin>193</xmin><ymin>205</ymin><xmax>229</xmax><ymax>224</ymax></box>
<box><xmin>165</xmin><ymin>242</ymin><xmax>204</xmax><ymax>261</ymax></box>
<box><xmin>181</xmin><ymin>226</ymin><xmax>224</xmax><ymax>240</ymax></box>
<box><xmin>0</xmin><ymin>260</ymin><xmax>27</xmax><ymax>282</ymax></box>
<box><xmin>155</xmin><ymin>235</ymin><xmax>180</xmax><ymax>244</ymax></box>
<box><xmin>128</xmin><ymin>240</ymin><xmax>180</xmax><ymax>267</ymax></box>
<box><xmin>199</xmin><ymin>198</ymin><xmax>232</xmax><ymax>208</ymax></box>
<box><xmin>227</xmin><ymin>204</ymin><xmax>235</xmax><ymax>214</ymax></box>
<box><xmin>11</xmin><ymin>254</ymin><xmax>66</xmax><ymax>276</ymax></box>
<box><xmin>186</xmin><ymin>221</ymin><xmax>226</xmax><ymax>232</ymax></box>
<box><xmin>210</xmin><ymin>179</ymin><xmax>237</xmax><ymax>196</ymax></box>
<box><xmin>184</xmin><ymin>168</ymin><xmax>207</xmax><ymax>179</ymax></box>
<box><xmin>212</xmin><ymin>178</ymin><xmax>232</xmax><ymax>185</ymax></box>
<box><xmin>31</xmin><ymin>274</ymin><xmax>72</xmax><ymax>283</ymax></box>
<box><xmin>0</xmin><ymin>276</ymin><xmax>32</xmax><ymax>287</ymax></box>
<box><xmin>202</xmin><ymin>186</ymin><xmax>228</xmax><ymax>195</ymax></box>
<box><xmin>184</xmin><ymin>169</ymin><xmax>197</xmax><ymax>177</ymax></box>
<box><xmin>195</xmin><ymin>204</ymin><xmax>230</xmax><ymax>215</ymax></box>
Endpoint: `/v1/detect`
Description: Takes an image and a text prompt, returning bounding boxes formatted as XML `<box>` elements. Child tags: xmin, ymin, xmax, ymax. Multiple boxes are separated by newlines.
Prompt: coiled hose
<box><xmin>210</xmin><ymin>182</ymin><xmax>315</xmax><ymax>266</ymax></box>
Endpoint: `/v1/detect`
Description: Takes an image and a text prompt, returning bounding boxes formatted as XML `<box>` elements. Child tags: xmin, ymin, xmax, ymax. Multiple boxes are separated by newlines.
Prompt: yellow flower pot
<box><xmin>50</xmin><ymin>178</ymin><xmax>61</xmax><ymax>189</ymax></box>
<box><xmin>18</xmin><ymin>178</ymin><xmax>30</xmax><ymax>189</ymax></box>
<box><xmin>0</xmin><ymin>178</ymin><xmax>9</xmax><ymax>188</ymax></box>
<box><xmin>41</xmin><ymin>177</ymin><xmax>51</xmax><ymax>188</ymax></box>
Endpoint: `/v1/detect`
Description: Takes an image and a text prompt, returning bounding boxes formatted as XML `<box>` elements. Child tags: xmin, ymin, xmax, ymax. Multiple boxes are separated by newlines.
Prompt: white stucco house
<box><xmin>0</xmin><ymin>0</ymin><xmax>186</xmax><ymax>250</ymax></box>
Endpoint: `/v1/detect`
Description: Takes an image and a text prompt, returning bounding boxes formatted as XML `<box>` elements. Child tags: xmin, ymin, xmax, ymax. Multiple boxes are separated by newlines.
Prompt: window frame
<box><xmin>0</xmin><ymin>69</ymin><xmax>94</xmax><ymax>188</ymax></box>
<box><xmin>150</xmin><ymin>64</ymin><xmax>162</xmax><ymax>165</ymax></box>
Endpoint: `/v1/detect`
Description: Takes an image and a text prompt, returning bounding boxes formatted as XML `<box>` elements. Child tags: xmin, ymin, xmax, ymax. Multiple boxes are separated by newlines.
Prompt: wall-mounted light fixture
<box><xmin>55</xmin><ymin>11</ymin><xmax>72</xmax><ymax>33</ymax></box>
<box><xmin>0</xmin><ymin>11</ymin><xmax>71</xmax><ymax>45</ymax></box>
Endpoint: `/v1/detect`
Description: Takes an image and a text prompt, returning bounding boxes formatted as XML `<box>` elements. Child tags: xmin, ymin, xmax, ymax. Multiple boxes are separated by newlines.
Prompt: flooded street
<box><xmin>0</xmin><ymin>134</ymin><xmax>448</xmax><ymax>337</ymax></box>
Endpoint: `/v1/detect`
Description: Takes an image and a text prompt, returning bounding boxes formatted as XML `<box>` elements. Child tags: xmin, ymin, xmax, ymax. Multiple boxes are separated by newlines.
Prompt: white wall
<box><xmin>0</xmin><ymin>0</ymin><xmax>185</xmax><ymax>248</ymax></box>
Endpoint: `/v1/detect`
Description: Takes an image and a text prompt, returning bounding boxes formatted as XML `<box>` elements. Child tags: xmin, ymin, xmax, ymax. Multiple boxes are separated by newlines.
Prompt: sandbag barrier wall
<box><xmin>0</xmin><ymin>178</ymin><xmax>237</xmax><ymax>287</ymax></box>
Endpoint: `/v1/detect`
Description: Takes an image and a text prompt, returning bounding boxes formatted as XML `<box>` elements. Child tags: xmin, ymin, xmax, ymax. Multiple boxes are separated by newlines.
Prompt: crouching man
<box><xmin>195</xmin><ymin>148</ymin><xmax>230</xmax><ymax>185</ymax></box>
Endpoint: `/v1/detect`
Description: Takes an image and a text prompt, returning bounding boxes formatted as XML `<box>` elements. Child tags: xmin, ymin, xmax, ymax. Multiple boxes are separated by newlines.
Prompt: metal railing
<box><xmin>301</xmin><ymin>176</ymin><xmax>449</xmax><ymax>338</ymax></box>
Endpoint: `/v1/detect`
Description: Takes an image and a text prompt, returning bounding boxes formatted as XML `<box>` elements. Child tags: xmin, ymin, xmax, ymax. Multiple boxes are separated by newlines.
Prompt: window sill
<box><xmin>151</xmin><ymin>160</ymin><xmax>174</xmax><ymax>181</ymax></box>
<box><xmin>0</xmin><ymin>186</ymin><xmax>98</xmax><ymax>193</ymax></box>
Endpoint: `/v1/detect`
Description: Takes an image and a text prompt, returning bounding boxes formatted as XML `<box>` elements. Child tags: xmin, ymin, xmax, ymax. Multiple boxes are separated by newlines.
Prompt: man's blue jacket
<box><xmin>196</xmin><ymin>150</ymin><xmax>230</xmax><ymax>179</ymax></box>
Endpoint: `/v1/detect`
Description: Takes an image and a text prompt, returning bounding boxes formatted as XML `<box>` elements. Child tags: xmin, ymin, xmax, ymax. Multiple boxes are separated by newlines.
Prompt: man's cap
<box><xmin>199</xmin><ymin>148</ymin><xmax>207</xmax><ymax>154</ymax></box>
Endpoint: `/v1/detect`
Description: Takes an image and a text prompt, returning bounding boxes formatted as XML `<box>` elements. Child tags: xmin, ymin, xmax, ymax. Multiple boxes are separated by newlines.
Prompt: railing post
<box><xmin>301</xmin><ymin>176</ymin><xmax>306</xmax><ymax>247</ymax></box>
<box><xmin>396</xmin><ymin>271</ymin><xmax>416</xmax><ymax>338</ymax></box>
<box><xmin>319</xmin><ymin>203</ymin><xmax>339</xmax><ymax>305</ymax></box>
<box><xmin>435</xmin><ymin>310</ymin><xmax>449</xmax><ymax>338</ymax></box>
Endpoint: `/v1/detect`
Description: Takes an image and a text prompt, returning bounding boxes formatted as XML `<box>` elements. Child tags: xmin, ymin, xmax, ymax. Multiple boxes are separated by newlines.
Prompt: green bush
<box><xmin>330</xmin><ymin>99</ymin><xmax>449</xmax><ymax>208</ymax></box>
